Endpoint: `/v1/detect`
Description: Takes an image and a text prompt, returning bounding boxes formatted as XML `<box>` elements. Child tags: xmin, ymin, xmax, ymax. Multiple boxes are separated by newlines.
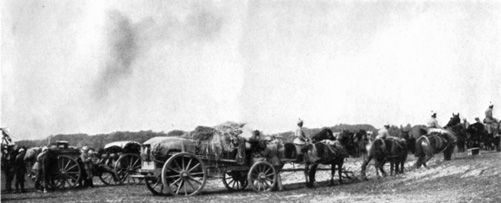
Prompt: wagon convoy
<box><xmin>2</xmin><ymin>117</ymin><xmax>501</xmax><ymax>196</ymax></box>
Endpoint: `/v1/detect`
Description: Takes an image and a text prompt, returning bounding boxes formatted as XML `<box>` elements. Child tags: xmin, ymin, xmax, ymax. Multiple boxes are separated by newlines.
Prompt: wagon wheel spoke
<box><xmin>263</xmin><ymin>180</ymin><xmax>271</xmax><ymax>188</ymax></box>
<box><xmin>189</xmin><ymin>172</ymin><xmax>204</xmax><ymax>176</ymax></box>
<box><xmin>187</xmin><ymin>179</ymin><xmax>199</xmax><ymax>194</ymax></box>
<box><xmin>173</xmin><ymin>159</ymin><xmax>183</xmax><ymax>172</ymax></box>
<box><xmin>181</xmin><ymin>156</ymin><xmax>186</xmax><ymax>171</ymax></box>
<box><xmin>175</xmin><ymin>180</ymin><xmax>184</xmax><ymax>194</ymax></box>
<box><xmin>169</xmin><ymin>177</ymin><xmax>182</xmax><ymax>187</ymax></box>
<box><xmin>185</xmin><ymin>158</ymin><xmax>193</xmax><ymax>172</ymax></box>
<box><xmin>167</xmin><ymin>167</ymin><xmax>181</xmax><ymax>174</ymax></box>
<box><xmin>188</xmin><ymin>176</ymin><xmax>203</xmax><ymax>186</ymax></box>
<box><xmin>64</xmin><ymin>159</ymin><xmax>71</xmax><ymax>170</ymax></box>
<box><xmin>131</xmin><ymin>158</ymin><xmax>140</xmax><ymax>168</ymax></box>
<box><xmin>167</xmin><ymin>174</ymin><xmax>181</xmax><ymax>179</ymax></box>
<box><xmin>188</xmin><ymin>163</ymin><xmax>201</xmax><ymax>173</ymax></box>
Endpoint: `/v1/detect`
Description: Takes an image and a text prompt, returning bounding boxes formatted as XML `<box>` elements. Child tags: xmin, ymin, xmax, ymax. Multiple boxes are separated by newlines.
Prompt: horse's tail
<box><xmin>415</xmin><ymin>136</ymin><xmax>427</xmax><ymax>157</ymax></box>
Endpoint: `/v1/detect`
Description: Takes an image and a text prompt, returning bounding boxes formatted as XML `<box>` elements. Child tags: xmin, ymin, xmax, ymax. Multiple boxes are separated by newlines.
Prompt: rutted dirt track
<box><xmin>2</xmin><ymin>151</ymin><xmax>500</xmax><ymax>203</ymax></box>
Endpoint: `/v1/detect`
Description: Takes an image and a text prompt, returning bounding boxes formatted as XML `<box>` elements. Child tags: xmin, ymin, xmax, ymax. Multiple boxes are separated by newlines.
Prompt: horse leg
<box><xmin>379</xmin><ymin>160</ymin><xmax>387</xmax><ymax>177</ymax></box>
<box><xmin>304</xmin><ymin>163</ymin><xmax>309</xmax><ymax>185</ymax></box>
<box><xmin>329</xmin><ymin>163</ymin><xmax>335</xmax><ymax>186</ymax></box>
<box><xmin>337</xmin><ymin>161</ymin><xmax>343</xmax><ymax>184</ymax></box>
<box><xmin>390</xmin><ymin>160</ymin><xmax>397</xmax><ymax>176</ymax></box>
<box><xmin>306</xmin><ymin>163</ymin><xmax>318</xmax><ymax>188</ymax></box>
<box><xmin>360</xmin><ymin>153</ymin><xmax>373</xmax><ymax>180</ymax></box>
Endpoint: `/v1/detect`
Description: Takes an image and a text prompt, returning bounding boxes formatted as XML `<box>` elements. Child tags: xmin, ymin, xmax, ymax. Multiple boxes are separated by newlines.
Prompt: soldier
<box><xmin>2</xmin><ymin>145</ymin><xmax>17</xmax><ymax>193</ymax></box>
<box><xmin>34</xmin><ymin>146</ymin><xmax>48</xmax><ymax>193</ymax></box>
<box><xmin>80</xmin><ymin>146</ymin><xmax>94</xmax><ymax>187</ymax></box>
<box><xmin>294</xmin><ymin>119</ymin><xmax>309</xmax><ymax>144</ymax></box>
<box><xmin>427</xmin><ymin>111</ymin><xmax>442</xmax><ymax>129</ymax></box>
<box><xmin>15</xmin><ymin>147</ymin><xmax>27</xmax><ymax>193</ymax></box>
<box><xmin>484</xmin><ymin>103</ymin><xmax>498</xmax><ymax>124</ymax></box>
<box><xmin>484</xmin><ymin>103</ymin><xmax>499</xmax><ymax>135</ymax></box>
<box><xmin>376</xmin><ymin>123</ymin><xmax>397</xmax><ymax>153</ymax></box>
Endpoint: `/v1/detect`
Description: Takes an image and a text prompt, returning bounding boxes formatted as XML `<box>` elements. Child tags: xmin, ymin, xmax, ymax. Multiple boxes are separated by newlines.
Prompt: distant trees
<box><xmin>15</xmin><ymin>130</ymin><xmax>175</xmax><ymax>149</ymax></box>
<box><xmin>15</xmin><ymin>123</ymin><xmax>429</xmax><ymax>149</ymax></box>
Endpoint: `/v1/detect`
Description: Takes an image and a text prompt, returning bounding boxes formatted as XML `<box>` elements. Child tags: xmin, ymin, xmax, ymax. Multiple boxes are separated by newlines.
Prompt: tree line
<box><xmin>15</xmin><ymin>123</ymin><xmax>426</xmax><ymax>149</ymax></box>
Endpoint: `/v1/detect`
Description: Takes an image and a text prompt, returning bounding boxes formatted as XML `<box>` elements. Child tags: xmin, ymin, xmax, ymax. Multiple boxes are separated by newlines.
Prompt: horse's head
<box><xmin>445</xmin><ymin>113</ymin><xmax>461</xmax><ymax>127</ymax></box>
<box><xmin>311</xmin><ymin>128</ymin><xmax>335</xmax><ymax>142</ymax></box>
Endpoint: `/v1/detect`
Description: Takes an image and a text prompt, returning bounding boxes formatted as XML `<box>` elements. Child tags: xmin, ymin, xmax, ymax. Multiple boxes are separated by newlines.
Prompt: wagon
<box><xmin>133</xmin><ymin>130</ymin><xmax>279</xmax><ymax>196</ymax></box>
<box><xmin>45</xmin><ymin>141</ymin><xmax>83</xmax><ymax>189</ymax></box>
<box><xmin>97</xmin><ymin>140</ymin><xmax>142</xmax><ymax>185</ymax></box>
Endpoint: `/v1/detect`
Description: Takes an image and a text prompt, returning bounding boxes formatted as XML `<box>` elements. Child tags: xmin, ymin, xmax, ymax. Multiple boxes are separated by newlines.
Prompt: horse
<box><xmin>401</xmin><ymin>130</ymin><xmax>416</xmax><ymax>154</ymax></box>
<box><xmin>302</xmin><ymin>131</ymin><xmax>355</xmax><ymax>188</ymax></box>
<box><xmin>311</xmin><ymin>128</ymin><xmax>335</xmax><ymax>143</ymax></box>
<box><xmin>414</xmin><ymin>114</ymin><xmax>459</xmax><ymax>169</ymax></box>
<box><xmin>466</xmin><ymin>122</ymin><xmax>484</xmax><ymax>149</ymax></box>
<box><xmin>360</xmin><ymin>136</ymin><xmax>408</xmax><ymax>180</ymax></box>
<box><xmin>353</xmin><ymin>130</ymin><xmax>369</xmax><ymax>158</ymax></box>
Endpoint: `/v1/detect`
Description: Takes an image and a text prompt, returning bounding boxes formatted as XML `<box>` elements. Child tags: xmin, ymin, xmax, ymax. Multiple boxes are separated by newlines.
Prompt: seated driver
<box><xmin>293</xmin><ymin>119</ymin><xmax>309</xmax><ymax>145</ymax></box>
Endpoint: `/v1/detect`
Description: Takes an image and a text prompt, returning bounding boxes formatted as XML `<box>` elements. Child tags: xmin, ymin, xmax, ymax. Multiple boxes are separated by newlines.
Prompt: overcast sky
<box><xmin>1</xmin><ymin>0</ymin><xmax>500</xmax><ymax>140</ymax></box>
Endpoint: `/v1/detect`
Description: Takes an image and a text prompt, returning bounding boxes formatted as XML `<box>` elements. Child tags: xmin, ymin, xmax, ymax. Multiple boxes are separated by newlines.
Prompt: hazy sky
<box><xmin>1</xmin><ymin>0</ymin><xmax>500</xmax><ymax>140</ymax></box>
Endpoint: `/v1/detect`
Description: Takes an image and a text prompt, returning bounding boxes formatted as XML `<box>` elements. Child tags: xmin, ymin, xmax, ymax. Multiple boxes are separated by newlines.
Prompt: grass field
<box><xmin>2</xmin><ymin>151</ymin><xmax>500</xmax><ymax>203</ymax></box>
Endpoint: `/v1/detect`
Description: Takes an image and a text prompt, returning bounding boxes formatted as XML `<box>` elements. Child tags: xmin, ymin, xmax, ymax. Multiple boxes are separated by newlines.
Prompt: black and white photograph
<box><xmin>1</xmin><ymin>0</ymin><xmax>500</xmax><ymax>202</ymax></box>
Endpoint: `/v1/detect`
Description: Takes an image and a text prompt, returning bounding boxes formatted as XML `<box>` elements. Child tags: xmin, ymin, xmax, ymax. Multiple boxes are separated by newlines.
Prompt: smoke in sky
<box><xmin>93</xmin><ymin>11</ymin><xmax>138</xmax><ymax>100</ymax></box>
<box><xmin>1</xmin><ymin>1</ymin><xmax>500</xmax><ymax>140</ymax></box>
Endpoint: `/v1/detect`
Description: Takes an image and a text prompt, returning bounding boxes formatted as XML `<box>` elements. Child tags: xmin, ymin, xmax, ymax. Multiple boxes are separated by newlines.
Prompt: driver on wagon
<box><xmin>293</xmin><ymin>119</ymin><xmax>309</xmax><ymax>145</ymax></box>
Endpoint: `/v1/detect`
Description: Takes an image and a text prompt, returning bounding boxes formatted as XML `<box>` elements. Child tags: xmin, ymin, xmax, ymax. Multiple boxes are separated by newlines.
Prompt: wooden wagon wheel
<box><xmin>97</xmin><ymin>161</ymin><xmax>119</xmax><ymax>185</ymax></box>
<box><xmin>247</xmin><ymin>161</ymin><xmax>276</xmax><ymax>192</ymax></box>
<box><xmin>222</xmin><ymin>170</ymin><xmax>248</xmax><ymax>191</ymax></box>
<box><xmin>115</xmin><ymin>153</ymin><xmax>142</xmax><ymax>185</ymax></box>
<box><xmin>145</xmin><ymin>175</ymin><xmax>168</xmax><ymax>196</ymax></box>
<box><xmin>53</xmin><ymin>155</ymin><xmax>81</xmax><ymax>189</ymax></box>
<box><xmin>161</xmin><ymin>152</ymin><xmax>207</xmax><ymax>196</ymax></box>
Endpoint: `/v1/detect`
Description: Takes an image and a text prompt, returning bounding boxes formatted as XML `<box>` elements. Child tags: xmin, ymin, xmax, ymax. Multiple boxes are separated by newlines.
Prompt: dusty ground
<box><xmin>2</xmin><ymin>151</ymin><xmax>500</xmax><ymax>203</ymax></box>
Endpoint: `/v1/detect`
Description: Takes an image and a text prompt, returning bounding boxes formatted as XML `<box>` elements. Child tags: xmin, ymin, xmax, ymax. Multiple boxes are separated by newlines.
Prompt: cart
<box><xmin>133</xmin><ymin>136</ymin><xmax>278</xmax><ymax>196</ymax></box>
<box><xmin>98</xmin><ymin>140</ymin><xmax>142</xmax><ymax>185</ymax></box>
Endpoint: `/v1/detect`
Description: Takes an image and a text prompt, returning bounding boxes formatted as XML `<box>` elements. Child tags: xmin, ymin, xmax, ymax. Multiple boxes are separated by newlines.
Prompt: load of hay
<box><xmin>182</xmin><ymin>121</ymin><xmax>247</xmax><ymax>164</ymax></box>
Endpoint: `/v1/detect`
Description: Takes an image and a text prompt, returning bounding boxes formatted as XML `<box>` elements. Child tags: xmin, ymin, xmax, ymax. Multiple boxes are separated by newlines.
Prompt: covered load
<box><xmin>182</xmin><ymin>122</ymin><xmax>247</xmax><ymax>164</ymax></box>
<box><xmin>104</xmin><ymin>140</ymin><xmax>141</xmax><ymax>154</ymax></box>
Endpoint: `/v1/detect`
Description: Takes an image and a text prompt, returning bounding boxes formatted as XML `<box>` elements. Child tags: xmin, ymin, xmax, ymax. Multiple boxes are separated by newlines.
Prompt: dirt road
<box><xmin>2</xmin><ymin>151</ymin><xmax>500</xmax><ymax>203</ymax></box>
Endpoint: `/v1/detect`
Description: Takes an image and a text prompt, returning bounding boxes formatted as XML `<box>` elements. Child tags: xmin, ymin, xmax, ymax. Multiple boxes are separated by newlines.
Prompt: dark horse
<box><xmin>415</xmin><ymin>114</ymin><xmax>459</xmax><ymax>168</ymax></box>
<box><xmin>466</xmin><ymin>122</ymin><xmax>484</xmax><ymax>149</ymax></box>
<box><xmin>303</xmin><ymin>131</ymin><xmax>355</xmax><ymax>188</ymax></box>
<box><xmin>360</xmin><ymin>136</ymin><xmax>408</xmax><ymax>180</ymax></box>
<box><xmin>353</xmin><ymin>130</ymin><xmax>369</xmax><ymax>158</ymax></box>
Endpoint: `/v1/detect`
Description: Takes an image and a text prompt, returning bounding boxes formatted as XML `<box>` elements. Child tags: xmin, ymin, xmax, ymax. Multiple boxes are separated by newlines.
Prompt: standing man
<box><xmin>35</xmin><ymin>146</ymin><xmax>48</xmax><ymax>193</ymax></box>
<box><xmin>15</xmin><ymin>147</ymin><xmax>27</xmax><ymax>193</ymax></box>
<box><xmin>80</xmin><ymin>146</ymin><xmax>94</xmax><ymax>187</ymax></box>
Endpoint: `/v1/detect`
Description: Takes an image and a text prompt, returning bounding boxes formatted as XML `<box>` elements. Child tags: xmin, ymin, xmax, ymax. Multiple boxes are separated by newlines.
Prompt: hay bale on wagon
<box><xmin>182</xmin><ymin>122</ymin><xmax>247</xmax><ymax>163</ymax></box>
